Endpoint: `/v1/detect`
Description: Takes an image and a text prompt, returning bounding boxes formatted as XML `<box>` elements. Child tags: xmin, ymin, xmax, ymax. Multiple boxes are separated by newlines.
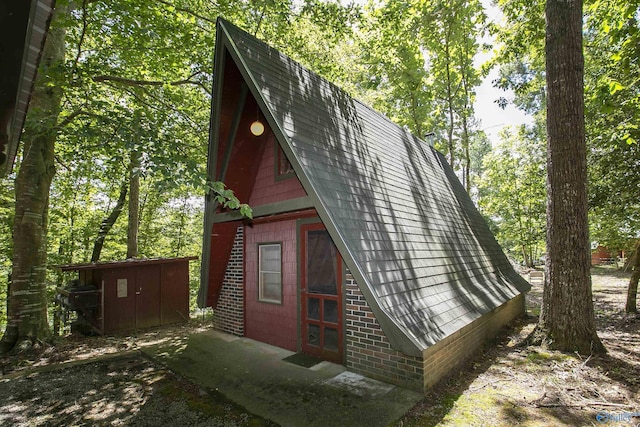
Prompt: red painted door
<box><xmin>101</xmin><ymin>269</ymin><xmax>136</xmax><ymax>334</ymax></box>
<box><xmin>301</xmin><ymin>223</ymin><xmax>343</xmax><ymax>363</ymax></box>
<box><xmin>135</xmin><ymin>265</ymin><xmax>161</xmax><ymax>329</ymax></box>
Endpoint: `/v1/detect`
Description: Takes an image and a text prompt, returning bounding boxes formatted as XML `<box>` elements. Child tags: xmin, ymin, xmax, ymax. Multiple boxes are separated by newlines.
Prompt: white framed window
<box><xmin>258</xmin><ymin>243</ymin><xmax>282</xmax><ymax>303</ymax></box>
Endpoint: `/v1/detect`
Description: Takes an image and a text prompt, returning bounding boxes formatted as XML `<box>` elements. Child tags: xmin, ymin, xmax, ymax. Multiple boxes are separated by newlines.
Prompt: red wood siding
<box><xmin>215</xmin><ymin>53</ymin><xmax>266</xmax><ymax>204</ymax></box>
<box><xmin>245</xmin><ymin>220</ymin><xmax>298</xmax><ymax>351</ymax></box>
<box><xmin>207</xmin><ymin>222</ymin><xmax>240</xmax><ymax>308</ymax></box>
<box><xmin>249</xmin><ymin>134</ymin><xmax>306</xmax><ymax>206</ymax></box>
<box><xmin>591</xmin><ymin>245</ymin><xmax>618</xmax><ymax>265</ymax></box>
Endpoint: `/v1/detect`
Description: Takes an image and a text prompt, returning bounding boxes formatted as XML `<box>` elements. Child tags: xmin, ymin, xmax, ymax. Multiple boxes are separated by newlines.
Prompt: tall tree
<box><xmin>626</xmin><ymin>240</ymin><xmax>639</xmax><ymax>313</ymax></box>
<box><xmin>422</xmin><ymin>0</ymin><xmax>485</xmax><ymax>173</ymax></box>
<box><xmin>355</xmin><ymin>0</ymin><xmax>486</xmax><ymax>182</ymax></box>
<box><xmin>0</xmin><ymin>7</ymin><xmax>67</xmax><ymax>354</ymax></box>
<box><xmin>533</xmin><ymin>0</ymin><xmax>605</xmax><ymax>354</ymax></box>
<box><xmin>495</xmin><ymin>0</ymin><xmax>640</xmax><ymax>316</ymax></box>
<box><xmin>127</xmin><ymin>132</ymin><xmax>141</xmax><ymax>259</ymax></box>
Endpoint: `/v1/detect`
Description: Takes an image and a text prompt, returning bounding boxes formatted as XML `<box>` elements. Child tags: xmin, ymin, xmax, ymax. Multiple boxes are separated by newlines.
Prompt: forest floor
<box><xmin>0</xmin><ymin>321</ymin><xmax>277</xmax><ymax>426</ymax></box>
<box><xmin>400</xmin><ymin>266</ymin><xmax>640</xmax><ymax>427</ymax></box>
<box><xmin>0</xmin><ymin>266</ymin><xmax>638</xmax><ymax>426</ymax></box>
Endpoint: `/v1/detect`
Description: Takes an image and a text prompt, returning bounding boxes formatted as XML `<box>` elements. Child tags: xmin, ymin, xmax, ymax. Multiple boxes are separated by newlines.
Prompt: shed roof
<box><xmin>57</xmin><ymin>256</ymin><xmax>198</xmax><ymax>272</ymax></box>
<box><xmin>204</xmin><ymin>18</ymin><xmax>530</xmax><ymax>356</ymax></box>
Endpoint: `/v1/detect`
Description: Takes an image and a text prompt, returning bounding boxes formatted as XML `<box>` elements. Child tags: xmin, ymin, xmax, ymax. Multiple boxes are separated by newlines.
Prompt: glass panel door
<box><xmin>301</xmin><ymin>223</ymin><xmax>343</xmax><ymax>363</ymax></box>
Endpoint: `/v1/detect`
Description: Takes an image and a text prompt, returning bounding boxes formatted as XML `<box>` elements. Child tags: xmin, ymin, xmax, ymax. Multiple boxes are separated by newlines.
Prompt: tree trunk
<box><xmin>127</xmin><ymin>148</ymin><xmax>140</xmax><ymax>259</ymax></box>
<box><xmin>91</xmin><ymin>181</ymin><xmax>128</xmax><ymax>262</ymax></box>
<box><xmin>625</xmin><ymin>240</ymin><xmax>639</xmax><ymax>313</ymax></box>
<box><xmin>533</xmin><ymin>0</ymin><xmax>605</xmax><ymax>354</ymax></box>
<box><xmin>445</xmin><ymin>57</ymin><xmax>456</xmax><ymax>168</ymax></box>
<box><xmin>460</xmin><ymin>37</ymin><xmax>472</xmax><ymax>194</ymax></box>
<box><xmin>0</xmin><ymin>14</ymin><xmax>65</xmax><ymax>354</ymax></box>
<box><xmin>462</xmin><ymin>113</ymin><xmax>470</xmax><ymax>193</ymax></box>
<box><xmin>443</xmin><ymin>25</ymin><xmax>456</xmax><ymax>168</ymax></box>
<box><xmin>522</xmin><ymin>245</ymin><xmax>532</xmax><ymax>268</ymax></box>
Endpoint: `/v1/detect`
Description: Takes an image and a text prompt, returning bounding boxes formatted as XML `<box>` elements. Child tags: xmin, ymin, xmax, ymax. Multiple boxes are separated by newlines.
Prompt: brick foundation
<box><xmin>345</xmin><ymin>273</ymin><xmax>424</xmax><ymax>391</ymax></box>
<box><xmin>421</xmin><ymin>293</ymin><xmax>525</xmax><ymax>389</ymax></box>
<box><xmin>212</xmin><ymin>226</ymin><xmax>244</xmax><ymax>336</ymax></box>
<box><xmin>345</xmin><ymin>271</ymin><xmax>526</xmax><ymax>393</ymax></box>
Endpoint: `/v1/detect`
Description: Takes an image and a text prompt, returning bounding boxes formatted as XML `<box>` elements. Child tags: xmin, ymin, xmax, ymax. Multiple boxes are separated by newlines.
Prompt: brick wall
<box><xmin>345</xmin><ymin>273</ymin><xmax>424</xmax><ymax>392</ymax></box>
<box><xmin>421</xmin><ymin>293</ymin><xmax>525</xmax><ymax>389</ymax></box>
<box><xmin>212</xmin><ymin>226</ymin><xmax>245</xmax><ymax>336</ymax></box>
<box><xmin>346</xmin><ymin>270</ymin><xmax>525</xmax><ymax>393</ymax></box>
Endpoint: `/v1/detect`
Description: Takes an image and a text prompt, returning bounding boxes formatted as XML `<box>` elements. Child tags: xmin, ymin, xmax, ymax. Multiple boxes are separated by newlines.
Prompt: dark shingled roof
<box><xmin>213</xmin><ymin>18</ymin><xmax>530</xmax><ymax>356</ymax></box>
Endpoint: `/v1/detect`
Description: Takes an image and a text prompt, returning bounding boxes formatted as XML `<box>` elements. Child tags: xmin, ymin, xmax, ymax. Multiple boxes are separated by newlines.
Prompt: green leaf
<box><xmin>609</xmin><ymin>80</ymin><xmax>624</xmax><ymax>94</ymax></box>
<box><xmin>240</xmin><ymin>204</ymin><xmax>253</xmax><ymax>219</ymax></box>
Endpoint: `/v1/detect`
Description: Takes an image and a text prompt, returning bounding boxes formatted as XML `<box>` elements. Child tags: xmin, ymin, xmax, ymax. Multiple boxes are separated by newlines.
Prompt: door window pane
<box><xmin>259</xmin><ymin>244</ymin><xmax>281</xmax><ymax>303</ymax></box>
<box><xmin>307</xmin><ymin>297</ymin><xmax>320</xmax><ymax>320</ymax></box>
<box><xmin>306</xmin><ymin>230</ymin><xmax>337</xmax><ymax>295</ymax></box>
<box><xmin>324</xmin><ymin>327</ymin><xmax>338</xmax><ymax>351</ymax></box>
<box><xmin>308</xmin><ymin>324</ymin><xmax>320</xmax><ymax>347</ymax></box>
<box><xmin>324</xmin><ymin>299</ymin><xmax>338</xmax><ymax>324</ymax></box>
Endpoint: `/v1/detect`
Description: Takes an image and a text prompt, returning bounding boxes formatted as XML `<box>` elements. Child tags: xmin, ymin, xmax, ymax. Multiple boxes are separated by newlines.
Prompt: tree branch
<box><xmin>54</xmin><ymin>154</ymin><xmax>71</xmax><ymax>171</ymax></box>
<box><xmin>92</xmin><ymin>73</ymin><xmax>211</xmax><ymax>95</ymax></box>
<box><xmin>93</xmin><ymin>74</ymin><xmax>199</xmax><ymax>87</ymax></box>
<box><xmin>91</xmin><ymin>180</ymin><xmax>128</xmax><ymax>262</ymax></box>
<box><xmin>55</xmin><ymin>109</ymin><xmax>89</xmax><ymax>129</ymax></box>
<box><xmin>155</xmin><ymin>0</ymin><xmax>216</xmax><ymax>25</ymax></box>
<box><xmin>72</xmin><ymin>0</ymin><xmax>89</xmax><ymax>73</ymax></box>
<box><xmin>118</xmin><ymin>83</ymin><xmax>205</xmax><ymax>133</ymax></box>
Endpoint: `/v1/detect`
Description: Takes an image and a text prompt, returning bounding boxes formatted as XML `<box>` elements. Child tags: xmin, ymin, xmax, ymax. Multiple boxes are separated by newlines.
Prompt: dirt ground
<box><xmin>400</xmin><ymin>266</ymin><xmax>640</xmax><ymax>427</ymax></box>
<box><xmin>1</xmin><ymin>267</ymin><xmax>638</xmax><ymax>426</ymax></box>
<box><xmin>0</xmin><ymin>322</ymin><xmax>277</xmax><ymax>426</ymax></box>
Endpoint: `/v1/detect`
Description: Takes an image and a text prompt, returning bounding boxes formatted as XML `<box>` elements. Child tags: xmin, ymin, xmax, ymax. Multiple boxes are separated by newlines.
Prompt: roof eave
<box><xmin>197</xmin><ymin>18</ymin><xmax>229</xmax><ymax>308</ymax></box>
<box><xmin>2</xmin><ymin>0</ymin><xmax>56</xmax><ymax>176</ymax></box>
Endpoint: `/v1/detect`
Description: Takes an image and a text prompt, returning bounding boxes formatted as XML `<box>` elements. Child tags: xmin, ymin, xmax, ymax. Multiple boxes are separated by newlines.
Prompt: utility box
<box><xmin>58</xmin><ymin>256</ymin><xmax>197</xmax><ymax>335</ymax></box>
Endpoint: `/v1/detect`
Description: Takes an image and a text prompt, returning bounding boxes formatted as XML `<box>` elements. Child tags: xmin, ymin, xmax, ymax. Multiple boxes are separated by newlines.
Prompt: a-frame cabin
<box><xmin>199</xmin><ymin>18</ymin><xmax>530</xmax><ymax>392</ymax></box>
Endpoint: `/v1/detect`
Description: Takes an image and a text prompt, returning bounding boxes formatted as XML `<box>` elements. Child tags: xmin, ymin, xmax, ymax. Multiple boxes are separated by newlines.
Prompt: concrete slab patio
<box><xmin>141</xmin><ymin>329</ymin><xmax>422</xmax><ymax>427</ymax></box>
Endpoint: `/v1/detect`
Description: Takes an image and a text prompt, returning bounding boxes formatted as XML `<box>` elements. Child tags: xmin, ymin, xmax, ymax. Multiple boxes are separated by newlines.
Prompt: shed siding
<box><xmin>345</xmin><ymin>273</ymin><xmax>424</xmax><ymax>391</ymax></box>
<box><xmin>245</xmin><ymin>220</ymin><xmax>298</xmax><ymax>351</ymax></box>
<box><xmin>248</xmin><ymin>133</ymin><xmax>306</xmax><ymax>207</ymax></box>
<box><xmin>212</xmin><ymin>226</ymin><xmax>245</xmax><ymax>336</ymax></box>
<box><xmin>591</xmin><ymin>245</ymin><xmax>617</xmax><ymax>265</ymax></box>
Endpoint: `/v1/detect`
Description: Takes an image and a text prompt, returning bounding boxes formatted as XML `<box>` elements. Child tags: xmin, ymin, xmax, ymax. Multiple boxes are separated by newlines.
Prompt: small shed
<box><xmin>591</xmin><ymin>245</ymin><xmax>620</xmax><ymax>266</ymax></box>
<box><xmin>58</xmin><ymin>256</ymin><xmax>196</xmax><ymax>334</ymax></box>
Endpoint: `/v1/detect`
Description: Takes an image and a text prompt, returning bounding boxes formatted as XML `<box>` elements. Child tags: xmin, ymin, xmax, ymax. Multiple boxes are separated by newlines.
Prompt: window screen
<box><xmin>277</xmin><ymin>146</ymin><xmax>293</xmax><ymax>176</ymax></box>
<box><xmin>306</xmin><ymin>230</ymin><xmax>337</xmax><ymax>295</ymax></box>
<box><xmin>259</xmin><ymin>244</ymin><xmax>282</xmax><ymax>303</ymax></box>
